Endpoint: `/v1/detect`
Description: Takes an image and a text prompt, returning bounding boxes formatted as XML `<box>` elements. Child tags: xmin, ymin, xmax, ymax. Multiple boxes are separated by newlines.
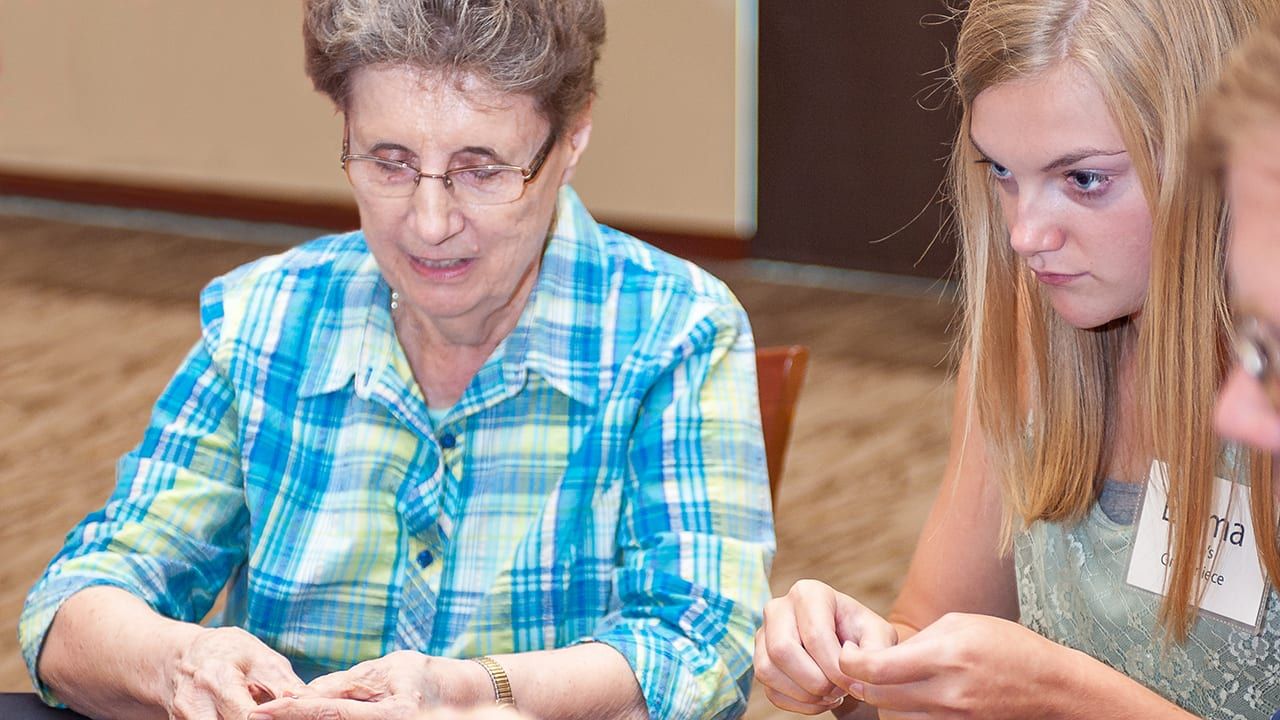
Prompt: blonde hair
<box><xmin>952</xmin><ymin>0</ymin><xmax>1276</xmax><ymax>640</ymax></box>
<box><xmin>1199</xmin><ymin>9</ymin><xmax>1280</xmax><ymax>623</ymax></box>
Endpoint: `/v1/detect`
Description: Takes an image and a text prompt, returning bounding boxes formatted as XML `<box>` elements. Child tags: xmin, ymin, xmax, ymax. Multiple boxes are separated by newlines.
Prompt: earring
<box><xmin>391</xmin><ymin>291</ymin><xmax>400</xmax><ymax>311</ymax></box>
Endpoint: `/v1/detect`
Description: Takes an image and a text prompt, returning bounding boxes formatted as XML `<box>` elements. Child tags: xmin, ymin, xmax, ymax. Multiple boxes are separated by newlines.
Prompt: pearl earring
<box><xmin>390</xmin><ymin>291</ymin><xmax>400</xmax><ymax>311</ymax></box>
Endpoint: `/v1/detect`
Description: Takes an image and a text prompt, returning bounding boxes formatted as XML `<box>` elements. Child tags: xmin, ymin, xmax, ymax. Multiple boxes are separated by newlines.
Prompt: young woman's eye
<box><xmin>988</xmin><ymin>162</ymin><xmax>1012</xmax><ymax>180</ymax></box>
<box><xmin>1067</xmin><ymin>170</ymin><xmax>1109</xmax><ymax>194</ymax></box>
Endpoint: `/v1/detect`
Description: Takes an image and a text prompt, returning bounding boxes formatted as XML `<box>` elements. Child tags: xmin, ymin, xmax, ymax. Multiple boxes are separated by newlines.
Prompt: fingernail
<box><xmin>848</xmin><ymin>681</ymin><xmax>865</xmax><ymax>701</ymax></box>
<box><xmin>249</xmin><ymin>713</ymin><xmax>272</xmax><ymax>720</ymax></box>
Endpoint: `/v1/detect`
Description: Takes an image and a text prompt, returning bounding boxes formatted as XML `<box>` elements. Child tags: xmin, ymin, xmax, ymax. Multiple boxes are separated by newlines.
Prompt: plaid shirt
<box><xmin>21</xmin><ymin>188</ymin><xmax>775</xmax><ymax>720</ymax></box>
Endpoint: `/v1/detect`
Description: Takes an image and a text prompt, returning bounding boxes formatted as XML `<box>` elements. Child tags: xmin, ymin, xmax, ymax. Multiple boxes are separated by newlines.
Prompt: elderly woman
<box><xmin>18</xmin><ymin>2</ymin><xmax>774</xmax><ymax>719</ymax></box>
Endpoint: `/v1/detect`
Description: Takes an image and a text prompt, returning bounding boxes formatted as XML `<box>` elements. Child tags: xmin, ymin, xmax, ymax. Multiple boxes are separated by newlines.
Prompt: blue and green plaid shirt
<box><xmin>21</xmin><ymin>188</ymin><xmax>775</xmax><ymax>719</ymax></box>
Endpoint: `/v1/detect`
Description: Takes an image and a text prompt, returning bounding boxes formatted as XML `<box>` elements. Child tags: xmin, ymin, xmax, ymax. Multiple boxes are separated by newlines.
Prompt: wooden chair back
<box><xmin>756</xmin><ymin>345</ymin><xmax>810</xmax><ymax>504</ymax></box>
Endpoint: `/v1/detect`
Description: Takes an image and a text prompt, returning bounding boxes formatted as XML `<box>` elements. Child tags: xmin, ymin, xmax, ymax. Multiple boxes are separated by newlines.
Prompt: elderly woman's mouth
<box><xmin>409</xmin><ymin>255</ymin><xmax>476</xmax><ymax>279</ymax></box>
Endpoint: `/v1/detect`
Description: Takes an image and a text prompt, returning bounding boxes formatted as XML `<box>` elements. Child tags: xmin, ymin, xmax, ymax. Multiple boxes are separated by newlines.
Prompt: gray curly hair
<box><xmin>303</xmin><ymin>0</ymin><xmax>606</xmax><ymax>135</ymax></box>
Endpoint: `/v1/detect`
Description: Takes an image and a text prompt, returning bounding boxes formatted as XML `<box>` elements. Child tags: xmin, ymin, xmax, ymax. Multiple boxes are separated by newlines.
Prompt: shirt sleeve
<box><xmin>591</xmin><ymin>301</ymin><xmax>776</xmax><ymax>720</ymax></box>
<box><xmin>18</xmin><ymin>284</ymin><xmax>249</xmax><ymax>704</ymax></box>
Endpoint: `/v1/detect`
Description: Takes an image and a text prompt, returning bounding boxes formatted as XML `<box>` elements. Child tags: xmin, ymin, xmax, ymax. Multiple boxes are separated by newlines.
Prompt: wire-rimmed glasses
<box><xmin>341</xmin><ymin>128</ymin><xmax>556</xmax><ymax>205</ymax></box>
<box><xmin>1233</xmin><ymin>313</ymin><xmax>1280</xmax><ymax>410</ymax></box>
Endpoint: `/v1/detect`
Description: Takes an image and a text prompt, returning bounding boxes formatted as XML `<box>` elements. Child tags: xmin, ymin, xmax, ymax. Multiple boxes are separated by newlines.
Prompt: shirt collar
<box><xmin>298</xmin><ymin>248</ymin><xmax>387</xmax><ymax>399</ymax></box>
<box><xmin>496</xmin><ymin>186</ymin><xmax>606</xmax><ymax>407</ymax></box>
<box><xmin>298</xmin><ymin>187</ymin><xmax>606</xmax><ymax>409</ymax></box>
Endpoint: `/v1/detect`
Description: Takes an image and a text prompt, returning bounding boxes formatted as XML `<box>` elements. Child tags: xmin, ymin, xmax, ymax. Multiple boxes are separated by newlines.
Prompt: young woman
<box><xmin>755</xmin><ymin>1</ymin><xmax>1280</xmax><ymax>717</ymax></box>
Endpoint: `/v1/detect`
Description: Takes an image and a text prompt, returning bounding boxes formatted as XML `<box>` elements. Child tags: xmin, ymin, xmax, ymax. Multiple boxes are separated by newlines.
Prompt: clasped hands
<box><xmin>754</xmin><ymin>580</ymin><xmax>1062</xmax><ymax>719</ymax></box>
<box><xmin>164</xmin><ymin>627</ymin><xmax>506</xmax><ymax>720</ymax></box>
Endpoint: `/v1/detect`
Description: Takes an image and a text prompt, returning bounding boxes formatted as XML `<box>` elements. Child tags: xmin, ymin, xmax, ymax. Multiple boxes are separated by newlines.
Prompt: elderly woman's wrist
<box><xmin>435</xmin><ymin>655</ymin><xmax>502</xmax><ymax>707</ymax></box>
<box><xmin>158</xmin><ymin>624</ymin><xmax>229</xmax><ymax>704</ymax></box>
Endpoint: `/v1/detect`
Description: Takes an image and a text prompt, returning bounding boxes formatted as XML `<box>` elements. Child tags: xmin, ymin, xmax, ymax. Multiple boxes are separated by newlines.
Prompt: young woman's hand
<box><xmin>838</xmin><ymin>612</ymin><xmax>1075</xmax><ymax>719</ymax></box>
<box><xmin>754</xmin><ymin>579</ymin><xmax>898</xmax><ymax>715</ymax></box>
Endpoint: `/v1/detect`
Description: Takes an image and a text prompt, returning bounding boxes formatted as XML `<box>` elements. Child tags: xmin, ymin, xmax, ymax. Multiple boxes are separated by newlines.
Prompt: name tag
<box><xmin>1126</xmin><ymin>460</ymin><xmax>1268</xmax><ymax>630</ymax></box>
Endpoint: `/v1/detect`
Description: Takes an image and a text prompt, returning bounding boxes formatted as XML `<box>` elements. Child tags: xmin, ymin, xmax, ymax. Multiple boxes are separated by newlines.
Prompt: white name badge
<box><xmin>1126</xmin><ymin>460</ymin><xmax>1268</xmax><ymax>630</ymax></box>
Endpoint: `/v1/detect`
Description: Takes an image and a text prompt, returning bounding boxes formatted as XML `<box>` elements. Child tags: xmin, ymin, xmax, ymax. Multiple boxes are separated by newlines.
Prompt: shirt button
<box><xmin>417</xmin><ymin>549</ymin><xmax>434</xmax><ymax>568</ymax></box>
<box><xmin>439</xmin><ymin>433</ymin><xmax>457</xmax><ymax>449</ymax></box>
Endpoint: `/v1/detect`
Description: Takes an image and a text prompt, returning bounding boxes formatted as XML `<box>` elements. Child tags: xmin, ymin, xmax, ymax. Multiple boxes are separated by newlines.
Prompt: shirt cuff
<box><xmin>585</xmin><ymin>617</ymin><xmax>746</xmax><ymax>720</ymax></box>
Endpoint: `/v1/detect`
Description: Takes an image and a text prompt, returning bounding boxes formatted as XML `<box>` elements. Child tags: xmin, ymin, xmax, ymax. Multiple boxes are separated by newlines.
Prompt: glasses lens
<box><xmin>1235</xmin><ymin>317</ymin><xmax>1280</xmax><ymax>411</ymax></box>
<box><xmin>345</xmin><ymin>157</ymin><xmax>417</xmax><ymax>198</ymax></box>
<box><xmin>449</xmin><ymin>167</ymin><xmax>525</xmax><ymax>205</ymax></box>
<box><xmin>1236</xmin><ymin>332</ymin><xmax>1268</xmax><ymax>380</ymax></box>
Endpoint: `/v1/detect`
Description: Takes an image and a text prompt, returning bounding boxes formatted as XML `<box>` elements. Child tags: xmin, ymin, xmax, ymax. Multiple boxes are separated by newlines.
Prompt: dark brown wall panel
<box><xmin>755</xmin><ymin>2</ymin><xmax>959</xmax><ymax>278</ymax></box>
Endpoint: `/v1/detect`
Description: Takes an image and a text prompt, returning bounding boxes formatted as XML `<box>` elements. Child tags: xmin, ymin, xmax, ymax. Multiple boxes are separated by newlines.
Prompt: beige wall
<box><xmin>0</xmin><ymin>0</ymin><xmax>750</xmax><ymax>236</ymax></box>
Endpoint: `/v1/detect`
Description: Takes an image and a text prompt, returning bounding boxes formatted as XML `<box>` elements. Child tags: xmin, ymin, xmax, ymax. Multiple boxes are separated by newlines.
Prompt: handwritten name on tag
<box><xmin>1126</xmin><ymin>460</ymin><xmax>1268</xmax><ymax>630</ymax></box>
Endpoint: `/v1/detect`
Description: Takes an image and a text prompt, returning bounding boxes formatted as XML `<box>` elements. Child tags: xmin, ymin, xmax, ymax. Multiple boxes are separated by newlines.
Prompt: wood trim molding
<box><xmin>0</xmin><ymin>170</ymin><xmax>360</xmax><ymax>230</ymax></box>
<box><xmin>608</xmin><ymin>225</ymin><xmax>748</xmax><ymax>260</ymax></box>
<box><xmin>0</xmin><ymin>170</ymin><xmax>747</xmax><ymax>260</ymax></box>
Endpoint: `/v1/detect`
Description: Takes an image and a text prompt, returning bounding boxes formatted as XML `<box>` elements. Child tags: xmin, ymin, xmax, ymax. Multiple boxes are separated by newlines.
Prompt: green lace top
<box><xmin>1016</xmin><ymin>483</ymin><xmax>1280</xmax><ymax>719</ymax></box>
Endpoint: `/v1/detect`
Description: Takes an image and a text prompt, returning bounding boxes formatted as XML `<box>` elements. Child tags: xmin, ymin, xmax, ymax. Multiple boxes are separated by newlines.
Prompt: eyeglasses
<box><xmin>1232</xmin><ymin>313</ymin><xmax>1280</xmax><ymax>409</ymax></box>
<box><xmin>340</xmin><ymin>128</ymin><xmax>556</xmax><ymax>206</ymax></box>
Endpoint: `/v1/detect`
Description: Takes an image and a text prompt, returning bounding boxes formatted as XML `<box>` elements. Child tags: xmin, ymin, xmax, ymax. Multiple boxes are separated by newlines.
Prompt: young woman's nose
<box><xmin>1008</xmin><ymin>198</ymin><xmax>1068</xmax><ymax>258</ymax></box>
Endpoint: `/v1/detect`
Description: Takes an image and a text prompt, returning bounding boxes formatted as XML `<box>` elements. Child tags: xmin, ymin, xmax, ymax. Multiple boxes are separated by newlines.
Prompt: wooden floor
<box><xmin>0</xmin><ymin>213</ymin><xmax>957</xmax><ymax>719</ymax></box>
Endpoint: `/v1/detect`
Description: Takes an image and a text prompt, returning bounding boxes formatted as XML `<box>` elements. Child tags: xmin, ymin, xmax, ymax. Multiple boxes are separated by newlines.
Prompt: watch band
<box><xmin>471</xmin><ymin>655</ymin><xmax>516</xmax><ymax>707</ymax></box>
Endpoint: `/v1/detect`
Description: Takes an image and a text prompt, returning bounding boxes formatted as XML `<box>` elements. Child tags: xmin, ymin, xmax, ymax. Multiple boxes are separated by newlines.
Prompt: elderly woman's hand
<box><xmin>166</xmin><ymin>625</ymin><xmax>305</xmax><ymax>719</ymax></box>
<box><xmin>246</xmin><ymin>650</ymin><xmax>490</xmax><ymax>720</ymax></box>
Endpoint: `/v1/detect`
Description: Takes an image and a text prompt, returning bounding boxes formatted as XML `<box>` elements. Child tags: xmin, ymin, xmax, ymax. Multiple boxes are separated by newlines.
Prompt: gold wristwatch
<box><xmin>471</xmin><ymin>655</ymin><xmax>516</xmax><ymax>707</ymax></box>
